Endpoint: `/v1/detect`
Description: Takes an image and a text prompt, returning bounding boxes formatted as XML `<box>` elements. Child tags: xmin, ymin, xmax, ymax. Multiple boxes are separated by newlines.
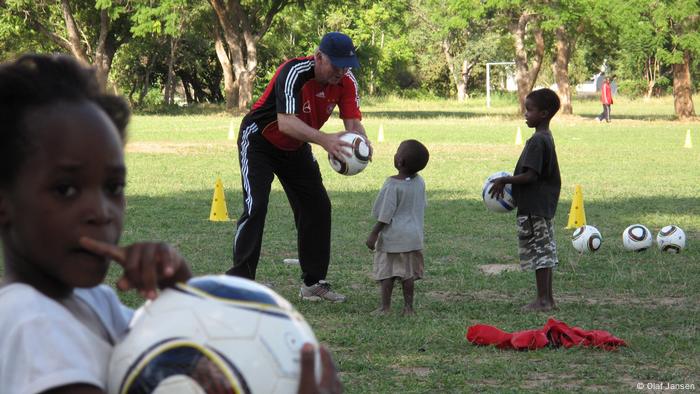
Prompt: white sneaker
<box><xmin>300</xmin><ymin>280</ymin><xmax>346</xmax><ymax>303</ymax></box>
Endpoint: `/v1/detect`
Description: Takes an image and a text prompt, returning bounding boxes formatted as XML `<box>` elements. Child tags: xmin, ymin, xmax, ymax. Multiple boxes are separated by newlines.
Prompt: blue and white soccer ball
<box><xmin>572</xmin><ymin>225</ymin><xmax>603</xmax><ymax>253</ymax></box>
<box><xmin>656</xmin><ymin>225</ymin><xmax>686</xmax><ymax>253</ymax></box>
<box><xmin>482</xmin><ymin>171</ymin><xmax>516</xmax><ymax>213</ymax></box>
<box><xmin>622</xmin><ymin>224</ymin><xmax>653</xmax><ymax>251</ymax></box>
<box><xmin>108</xmin><ymin>275</ymin><xmax>319</xmax><ymax>394</ymax></box>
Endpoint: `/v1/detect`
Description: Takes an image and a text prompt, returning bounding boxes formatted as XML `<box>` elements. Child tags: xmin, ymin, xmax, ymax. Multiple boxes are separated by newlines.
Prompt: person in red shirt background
<box><xmin>227</xmin><ymin>32</ymin><xmax>371</xmax><ymax>303</ymax></box>
<box><xmin>597</xmin><ymin>76</ymin><xmax>613</xmax><ymax>123</ymax></box>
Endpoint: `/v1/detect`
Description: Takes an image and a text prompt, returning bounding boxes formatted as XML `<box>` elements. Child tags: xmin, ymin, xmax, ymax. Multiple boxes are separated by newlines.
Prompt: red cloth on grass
<box><xmin>466</xmin><ymin>318</ymin><xmax>626</xmax><ymax>351</ymax></box>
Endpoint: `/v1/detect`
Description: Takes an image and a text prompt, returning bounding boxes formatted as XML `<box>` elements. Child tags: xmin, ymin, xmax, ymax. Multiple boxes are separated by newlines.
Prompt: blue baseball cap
<box><xmin>319</xmin><ymin>32</ymin><xmax>360</xmax><ymax>69</ymax></box>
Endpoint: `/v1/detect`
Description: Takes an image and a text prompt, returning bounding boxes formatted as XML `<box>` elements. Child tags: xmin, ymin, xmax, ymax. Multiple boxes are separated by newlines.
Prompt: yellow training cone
<box><xmin>565</xmin><ymin>184</ymin><xmax>587</xmax><ymax>229</ymax></box>
<box><xmin>515</xmin><ymin>126</ymin><xmax>523</xmax><ymax>145</ymax></box>
<box><xmin>378</xmin><ymin>124</ymin><xmax>385</xmax><ymax>142</ymax></box>
<box><xmin>209</xmin><ymin>178</ymin><xmax>230</xmax><ymax>221</ymax></box>
<box><xmin>684</xmin><ymin>129</ymin><xmax>692</xmax><ymax>148</ymax></box>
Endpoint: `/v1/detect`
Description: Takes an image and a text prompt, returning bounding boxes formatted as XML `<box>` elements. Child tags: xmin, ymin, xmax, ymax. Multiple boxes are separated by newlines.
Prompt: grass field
<box><xmin>4</xmin><ymin>95</ymin><xmax>700</xmax><ymax>392</ymax></box>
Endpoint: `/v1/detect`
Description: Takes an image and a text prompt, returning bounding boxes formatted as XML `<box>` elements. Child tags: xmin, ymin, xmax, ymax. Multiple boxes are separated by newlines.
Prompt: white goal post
<box><xmin>486</xmin><ymin>61</ymin><xmax>515</xmax><ymax>108</ymax></box>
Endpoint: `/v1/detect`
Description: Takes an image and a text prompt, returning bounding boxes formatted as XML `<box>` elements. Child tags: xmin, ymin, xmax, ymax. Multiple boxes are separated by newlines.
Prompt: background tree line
<box><xmin>1</xmin><ymin>0</ymin><xmax>698</xmax><ymax>118</ymax></box>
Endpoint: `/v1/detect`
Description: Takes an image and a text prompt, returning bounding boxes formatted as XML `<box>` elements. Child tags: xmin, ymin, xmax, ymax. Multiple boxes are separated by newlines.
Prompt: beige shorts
<box><xmin>373</xmin><ymin>250</ymin><xmax>424</xmax><ymax>281</ymax></box>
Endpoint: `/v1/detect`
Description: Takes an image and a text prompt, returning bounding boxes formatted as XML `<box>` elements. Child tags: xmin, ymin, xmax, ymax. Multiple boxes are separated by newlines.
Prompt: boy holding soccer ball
<box><xmin>0</xmin><ymin>54</ymin><xmax>339</xmax><ymax>394</ymax></box>
<box><xmin>366</xmin><ymin>140</ymin><xmax>429</xmax><ymax>316</ymax></box>
<box><xmin>490</xmin><ymin>89</ymin><xmax>561</xmax><ymax>312</ymax></box>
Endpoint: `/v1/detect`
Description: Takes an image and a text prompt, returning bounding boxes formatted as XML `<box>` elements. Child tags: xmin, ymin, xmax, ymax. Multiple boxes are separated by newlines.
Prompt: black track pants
<box><xmin>227</xmin><ymin>122</ymin><xmax>331</xmax><ymax>286</ymax></box>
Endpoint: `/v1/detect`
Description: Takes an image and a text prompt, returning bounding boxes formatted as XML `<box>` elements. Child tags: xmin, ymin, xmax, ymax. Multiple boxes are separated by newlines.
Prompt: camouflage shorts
<box><xmin>517</xmin><ymin>215</ymin><xmax>558</xmax><ymax>271</ymax></box>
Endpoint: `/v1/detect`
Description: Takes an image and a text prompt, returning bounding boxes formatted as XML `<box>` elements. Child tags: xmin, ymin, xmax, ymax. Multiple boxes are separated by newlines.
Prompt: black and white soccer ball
<box><xmin>622</xmin><ymin>224</ymin><xmax>653</xmax><ymax>251</ymax></box>
<box><xmin>328</xmin><ymin>132</ymin><xmax>370</xmax><ymax>176</ymax></box>
<box><xmin>656</xmin><ymin>225</ymin><xmax>686</xmax><ymax>253</ymax></box>
<box><xmin>572</xmin><ymin>225</ymin><xmax>603</xmax><ymax>253</ymax></box>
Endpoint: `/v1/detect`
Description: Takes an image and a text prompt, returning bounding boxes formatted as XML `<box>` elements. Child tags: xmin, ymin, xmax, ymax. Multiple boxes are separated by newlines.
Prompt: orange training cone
<box><xmin>565</xmin><ymin>184</ymin><xmax>586</xmax><ymax>229</ymax></box>
<box><xmin>209</xmin><ymin>178</ymin><xmax>230</xmax><ymax>221</ymax></box>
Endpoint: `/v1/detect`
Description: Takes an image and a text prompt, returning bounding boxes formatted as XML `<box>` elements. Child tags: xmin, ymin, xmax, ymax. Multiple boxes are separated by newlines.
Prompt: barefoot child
<box><xmin>0</xmin><ymin>54</ymin><xmax>338</xmax><ymax>394</ymax></box>
<box><xmin>366</xmin><ymin>140</ymin><xmax>429</xmax><ymax>315</ymax></box>
<box><xmin>490</xmin><ymin>88</ymin><xmax>561</xmax><ymax>312</ymax></box>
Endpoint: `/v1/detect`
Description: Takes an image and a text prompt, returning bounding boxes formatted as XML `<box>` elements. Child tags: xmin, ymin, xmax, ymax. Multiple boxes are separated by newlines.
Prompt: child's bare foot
<box><xmin>521</xmin><ymin>300</ymin><xmax>557</xmax><ymax>312</ymax></box>
<box><xmin>371</xmin><ymin>308</ymin><xmax>390</xmax><ymax>316</ymax></box>
<box><xmin>402</xmin><ymin>307</ymin><xmax>415</xmax><ymax>316</ymax></box>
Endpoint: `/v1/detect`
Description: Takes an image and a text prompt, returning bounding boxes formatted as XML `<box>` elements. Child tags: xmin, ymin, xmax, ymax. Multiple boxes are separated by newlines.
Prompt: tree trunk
<box><xmin>459</xmin><ymin>60</ymin><xmax>473</xmax><ymax>101</ymax></box>
<box><xmin>644</xmin><ymin>57</ymin><xmax>658</xmax><ymax>101</ymax></box>
<box><xmin>672</xmin><ymin>51</ymin><xmax>696</xmax><ymax>119</ymax></box>
<box><xmin>164</xmin><ymin>36</ymin><xmax>180</xmax><ymax>105</ymax></box>
<box><xmin>209</xmin><ymin>0</ymin><xmax>288</xmax><ymax>111</ymax></box>
<box><xmin>442</xmin><ymin>39</ymin><xmax>460</xmax><ymax>100</ymax></box>
<box><xmin>511</xmin><ymin>12</ymin><xmax>544</xmax><ymax>114</ymax></box>
<box><xmin>59</xmin><ymin>0</ymin><xmax>90</xmax><ymax>64</ymax></box>
<box><xmin>214</xmin><ymin>30</ymin><xmax>237</xmax><ymax>110</ymax></box>
<box><xmin>237</xmin><ymin>70</ymin><xmax>254</xmax><ymax>110</ymax></box>
<box><xmin>138</xmin><ymin>52</ymin><xmax>158</xmax><ymax>106</ymax></box>
<box><xmin>552</xmin><ymin>26</ymin><xmax>573</xmax><ymax>114</ymax></box>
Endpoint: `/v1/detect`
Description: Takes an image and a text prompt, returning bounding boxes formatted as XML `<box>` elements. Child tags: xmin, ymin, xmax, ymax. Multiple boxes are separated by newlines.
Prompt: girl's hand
<box><xmin>298</xmin><ymin>343</ymin><xmax>342</xmax><ymax>394</ymax></box>
<box><xmin>79</xmin><ymin>237</ymin><xmax>192</xmax><ymax>299</ymax></box>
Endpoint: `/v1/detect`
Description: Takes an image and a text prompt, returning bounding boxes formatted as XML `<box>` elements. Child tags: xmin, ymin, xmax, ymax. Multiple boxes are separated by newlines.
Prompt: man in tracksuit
<box><xmin>227</xmin><ymin>32</ymin><xmax>370</xmax><ymax>302</ymax></box>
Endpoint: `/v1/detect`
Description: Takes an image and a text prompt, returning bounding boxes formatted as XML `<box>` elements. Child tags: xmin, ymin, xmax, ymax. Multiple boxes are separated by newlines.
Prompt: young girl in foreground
<box><xmin>0</xmin><ymin>54</ymin><xmax>338</xmax><ymax>394</ymax></box>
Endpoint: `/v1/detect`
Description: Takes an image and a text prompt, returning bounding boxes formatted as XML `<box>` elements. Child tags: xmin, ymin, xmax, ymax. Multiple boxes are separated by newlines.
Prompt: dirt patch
<box><xmin>558</xmin><ymin>294</ymin><xmax>697</xmax><ymax>310</ymax></box>
<box><xmin>395</xmin><ymin>367</ymin><xmax>431</xmax><ymax>377</ymax></box>
<box><xmin>126</xmin><ymin>141</ymin><xmax>233</xmax><ymax>154</ymax></box>
<box><xmin>427</xmin><ymin>289</ymin><xmax>511</xmax><ymax>303</ymax></box>
<box><xmin>479</xmin><ymin>264</ymin><xmax>521</xmax><ymax>275</ymax></box>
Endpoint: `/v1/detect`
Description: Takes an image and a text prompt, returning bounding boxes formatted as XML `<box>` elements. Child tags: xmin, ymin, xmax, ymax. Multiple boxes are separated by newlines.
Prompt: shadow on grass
<box><xmin>122</xmin><ymin>188</ymin><xmax>699</xmax><ymax>276</ymax></box>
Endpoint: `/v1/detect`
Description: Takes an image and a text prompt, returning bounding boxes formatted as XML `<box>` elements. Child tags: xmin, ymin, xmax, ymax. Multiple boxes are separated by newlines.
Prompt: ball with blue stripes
<box><xmin>482</xmin><ymin>171</ymin><xmax>516</xmax><ymax>213</ymax></box>
<box><xmin>108</xmin><ymin>275</ymin><xmax>319</xmax><ymax>394</ymax></box>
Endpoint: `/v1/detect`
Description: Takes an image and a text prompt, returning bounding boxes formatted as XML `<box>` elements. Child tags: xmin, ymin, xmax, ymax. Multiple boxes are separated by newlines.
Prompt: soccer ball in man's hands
<box><xmin>656</xmin><ymin>225</ymin><xmax>686</xmax><ymax>253</ymax></box>
<box><xmin>328</xmin><ymin>132</ymin><xmax>370</xmax><ymax>175</ymax></box>
<box><xmin>622</xmin><ymin>224</ymin><xmax>653</xmax><ymax>251</ymax></box>
<box><xmin>482</xmin><ymin>171</ymin><xmax>516</xmax><ymax>213</ymax></box>
<box><xmin>571</xmin><ymin>225</ymin><xmax>603</xmax><ymax>253</ymax></box>
<box><xmin>108</xmin><ymin>275</ymin><xmax>319</xmax><ymax>394</ymax></box>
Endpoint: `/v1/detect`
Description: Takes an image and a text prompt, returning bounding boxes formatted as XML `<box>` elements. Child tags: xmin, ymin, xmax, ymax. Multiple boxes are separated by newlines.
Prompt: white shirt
<box><xmin>0</xmin><ymin>283</ymin><xmax>132</xmax><ymax>394</ymax></box>
<box><xmin>372</xmin><ymin>175</ymin><xmax>427</xmax><ymax>253</ymax></box>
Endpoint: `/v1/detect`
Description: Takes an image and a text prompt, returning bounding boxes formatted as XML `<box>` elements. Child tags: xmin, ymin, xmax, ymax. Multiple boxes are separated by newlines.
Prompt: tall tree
<box><xmin>2</xmin><ymin>0</ymin><xmax>131</xmax><ymax>88</ymax></box>
<box><xmin>540</xmin><ymin>0</ymin><xmax>594</xmax><ymax>114</ymax></box>
<box><xmin>413</xmin><ymin>0</ymin><xmax>500</xmax><ymax>101</ymax></box>
<box><xmin>663</xmin><ymin>0</ymin><xmax>698</xmax><ymax>118</ymax></box>
<box><xmin>485</xmin><ymin>0</ymin><xmax>546</xmax><ymax>114</ymax></box>
<box><xmin>131</xmin><ymin>0</ymin><xmax>198</xmax><ymax>105</ymax></box>
<box><xmin>208</xmin><ymin>0</ymin><xmax>293</xmax><ymax>111</ymax></box>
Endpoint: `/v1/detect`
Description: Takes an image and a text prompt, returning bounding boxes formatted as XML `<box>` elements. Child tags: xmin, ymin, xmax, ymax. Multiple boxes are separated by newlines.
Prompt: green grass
<box><xmin>4</xmin><ymin>95</ymin><xmax>700</xmax><ymax>392</ymax></box>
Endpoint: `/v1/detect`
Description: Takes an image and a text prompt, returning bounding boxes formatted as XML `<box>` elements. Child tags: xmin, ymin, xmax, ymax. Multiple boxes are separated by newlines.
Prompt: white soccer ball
<box><xmin>328</xmin><ymin>132</ymin><xmax>370</xmax><ymax>175</ymax></box>
<box><xmin>571</xmin><ymin>225</ymin><xmax>603</xmax><ymax>253</ymax></box>
<box><xmin>108</xmin><ymin>275</ymin><xmax>319</xmax><ymax>394</ymax></box>
<box><xmin>622</xmin><ymin>224</ymin><xmax>653</xmax><ymax>251</ymax></box>
<box><xmin>482</xmin><ymin>171</ymin><xmax>516</xmax><ymax>213</ymax></box>
<box><xmin>656</xmin><ymin>225</ymin><xmax>686</xmax><ymax>253</ymax></box>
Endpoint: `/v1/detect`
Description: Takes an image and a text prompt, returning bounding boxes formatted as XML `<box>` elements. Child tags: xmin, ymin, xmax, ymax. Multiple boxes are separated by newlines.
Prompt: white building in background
<box><xmin>574</xmin><ymin>72</ymin><xmax>617</xmax><ymax>96</ymax></box>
